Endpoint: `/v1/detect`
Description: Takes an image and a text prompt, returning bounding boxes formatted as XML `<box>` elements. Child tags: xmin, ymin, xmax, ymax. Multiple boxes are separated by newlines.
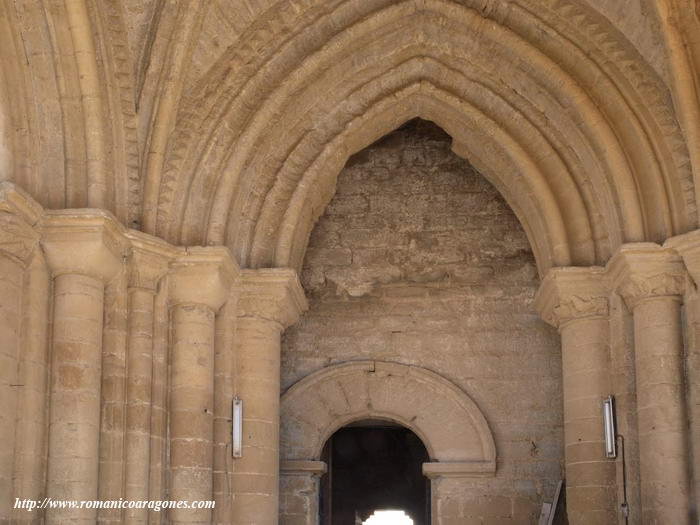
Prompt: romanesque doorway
<box><xmin>279</xmin><ymin>361</ymin><xmax>497</xmax><ymax>524</ymax></box>
<box><xmin>319</xmin><ymin>420</ymin><xmax>430</xmax><ymax>525</ymax></box>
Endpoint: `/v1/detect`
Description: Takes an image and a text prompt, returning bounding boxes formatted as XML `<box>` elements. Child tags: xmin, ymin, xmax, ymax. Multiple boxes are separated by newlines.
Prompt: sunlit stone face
<box><xmin>363</xmin><ymin>510</ymin><xmax>414</xmax><ymax>525</ymax></box>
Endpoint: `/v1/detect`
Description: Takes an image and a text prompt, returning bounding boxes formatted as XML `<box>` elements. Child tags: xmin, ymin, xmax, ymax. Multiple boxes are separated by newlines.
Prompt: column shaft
<box><xmin>169</xmin><ymin>303</ymin><xmax>216</xmax><ymax>525</ymax></box>
<box><xmin>124</xmin><ymin>287</ymin><xmax>157</xmax><ymax>523</ymax></box>
<box><xmin>535</xmin><ymin>266</ymin><xmax>619</xmax><ymax>525</ymax></box>
<box><xmin>632</xmin><ymin>297</ymin><xmax>690</xmax><ymax>523</ymax></box>
<box><xmin>46</xmin><ymin>273</ymin><xmax>105</xmax><ymax>524</ymax></box>
<box><xmin>98</xmin><ymin>272</ymin><xmax>129</xmax><ymax>525</ymax></box>
<box><xmin>148</xmin><ymin>282</ymin><xmax>170</xmax><ymax>524</ymax></box>
<box><xmin>666</xmin><ymin>228</ymin><xmax>700</xmax><ymax>514</ymax></box>
<box><xmin>560</xmin><ymin>317</ymin><xmax>617</xmax><ymax>524</ymax></box>
<box><xmin>232</xmin><ymin>317</ymin><xmax>282</xmax><ymax>525</ymax></box>
<box><xmin>608</xmin><ymin>242</ymin><xmax>692</xmax><ymax>523</ymax></box>
<box><xmin>166</xmin><ymin>247</ymin><xmax>237</xmax><ymax>524</ymax></box>
<box><xmin>0</xmin><ymin>255</ymin><xmax>25</xmax><ymax>522</ymax></box>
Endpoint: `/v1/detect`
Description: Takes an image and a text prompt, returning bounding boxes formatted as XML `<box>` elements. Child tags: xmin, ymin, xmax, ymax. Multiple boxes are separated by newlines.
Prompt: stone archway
<box><xmin>279</xmin><ymin>361</ymin><xmax>496</xmax><ymax>524</ymax></box>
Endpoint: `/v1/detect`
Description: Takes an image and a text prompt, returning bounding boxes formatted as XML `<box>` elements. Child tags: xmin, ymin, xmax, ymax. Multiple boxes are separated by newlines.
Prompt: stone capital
<box><xmin>168</xmin><ymin>246</ymin><xmax>239</xmax><ymax>311</ymax></box>
<box><xmin>41</xmin><ymin>210</ymin><xmax>128</xmax><ymax>282</ymax></box>
<box><xmin>534</xmin><ymin>266</ymin><xmax>609</xmax><ymax>329</ymax></box>
<box><xmin>607</xmin><ymin>242</ymin><xmax>686</xmax><ymax>310</ymax></box>
<box><xmin>0</xmin><ymin>182</ymin><xmax>43</xmax><ymax>265</ymax></box>
<box><xmin>125</xmin><ymin>230</ymin><xmax>177</xmax><ymax>291</ymax></box>
<box><xmin>237</xmin><ymin>268</ymin><xmax>308</xmax><ymax>329</ymax></box>
<box><xmin>665</xmin><ymin>229</ymin><xmax>700</xmax><ymax>287</ymax></box>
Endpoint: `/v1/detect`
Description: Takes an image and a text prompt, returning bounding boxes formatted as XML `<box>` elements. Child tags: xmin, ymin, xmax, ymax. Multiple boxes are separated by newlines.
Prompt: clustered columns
<box><xmin>535</xmin><ymin>267</ymin><xmax>617</xmax><ymax>525</ymax></box>
<box><xmin>0</xmin><ymin>184</ymin><xmax>315</xmax><ymax>525</ymax></box>
<box><xmin>168</xmin><ymin>249</ymin><xmax>238</xmax><ymax>525</ymax></box>
<box><xmin>537</xmin><ymin>243</ymin><xmax>696</xmax><ymax>525</ymax></box>
<box><xmin>232</xmin><ymin>269</ymin><xmax>308</xmax><ymax>525</ymax></box>
<box><xmin>41</xmin><ymin>212</ymin><xmax>128</xmax><ymax>525</ymax></box>
<box><xmin>608</xmin><ymin>244</ymin><xmax>692</xmax><ymax>524</ymax></box>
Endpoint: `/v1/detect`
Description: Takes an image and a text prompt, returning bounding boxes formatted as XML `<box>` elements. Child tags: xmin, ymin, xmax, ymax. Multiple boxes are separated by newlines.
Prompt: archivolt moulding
<box><xmin>280</xmin><ymin>361</ymin><xmax>496</xmax><ymax>477</ymax></box>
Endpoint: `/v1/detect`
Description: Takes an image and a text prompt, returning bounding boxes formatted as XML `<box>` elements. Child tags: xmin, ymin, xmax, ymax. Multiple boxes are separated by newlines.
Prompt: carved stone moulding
<box><xmin>0</xmin><ymin>183</ymin><xmax>43</xmax><ymax>265</ymax></box>
<box><xmin>534</xmin><ymin>266</ymin><xmax>609</xmax><ymax>329</ymax></box>
<box><xmin>607</xmin><ymin>242</ymin><xmax>686</xmax><ymax>309</ymax></box>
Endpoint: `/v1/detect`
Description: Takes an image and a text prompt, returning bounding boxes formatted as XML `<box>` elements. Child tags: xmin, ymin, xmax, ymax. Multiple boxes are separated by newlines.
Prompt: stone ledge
<box><xmin>280</xmin><ymin>460</ymin><xmax>327</xmax><ymax>476</ymax></box>
<box><xmin>422</xmin><ymin>461</ymin><xmax>496</xmax><ymax>479</ymax></box>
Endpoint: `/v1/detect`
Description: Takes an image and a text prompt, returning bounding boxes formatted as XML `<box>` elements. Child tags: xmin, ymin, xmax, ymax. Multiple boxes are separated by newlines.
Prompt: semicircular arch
<box><xmin>280</xmin><ymin>361</ymin><xmax>496</xmax><ymax>473</ymax></box>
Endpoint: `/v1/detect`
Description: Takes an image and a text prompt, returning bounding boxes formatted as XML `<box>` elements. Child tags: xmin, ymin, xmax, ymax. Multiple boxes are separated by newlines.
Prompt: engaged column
<box><xmin>609</xmin><ymin>243</ymin><xmax>691</xmax><ymax>524</ymax></box>
<box><xmin>535</xmin><ymin>267</ymin><xmax>617</xmax><ymax>525</ymax></box>
<box><xmin>168</xmin><ymin>247</ymin><xmax>237</xmax><ymax>525</ymax></box>
<box><xmin>42</xmin><ymin>211</ymin><xmax>127</xmax><ymax>525</ymax></box>
<box><xmin>232</xmin><ymin>269</ymin><xmax>307</xmax><ymax>525</ymax></box>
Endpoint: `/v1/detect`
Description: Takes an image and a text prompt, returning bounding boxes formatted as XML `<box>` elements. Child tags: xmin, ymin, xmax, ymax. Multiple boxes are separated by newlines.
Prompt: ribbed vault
<box><xmin>148</xmin><ymin>0</ymin><xmax>695</xmax><ymax>274</ymax></box>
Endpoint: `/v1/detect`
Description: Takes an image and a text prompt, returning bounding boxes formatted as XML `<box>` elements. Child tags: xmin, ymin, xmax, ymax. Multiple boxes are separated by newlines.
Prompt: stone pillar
<box><xmin>279</xmin><ymin>461</ymin><xmax>327</xmax><ymax>525</ymax></box>
<box><xmin>168</xmin><ymin>248</ymin><xmax>237</xmax><ymax>525</ymax></box>
<box><xmin>0</xmin><ymin>184</ymin><xmax>41</xmax><ymax>524</ymax></box>
<box><xmin>42</xmin><ymin>211</ymin><xmax>127</xmax><ymax>525</ymax></box>
<box><xmin>608</xmin><ymin>243</ymin><xmax>692</xmax><ymax>524</ymax></box>
<box><xmin>535</xmin><ymin>267</ymin><xmax>618</xmax><ymax>525</ymax></box>
<box><xmin>123</xmin><ymin>234</ymin><xmax>171</xmax><ymax>525</ymax></box>
<box><xmin>232</xmin><ymin>269</ymin><xmax>308</xmax><ymax>525</ymax></box>
<box><xmin>666</xmin><ymin>230</ymin><xmax>700</xmax><ymax>517</ymax></box>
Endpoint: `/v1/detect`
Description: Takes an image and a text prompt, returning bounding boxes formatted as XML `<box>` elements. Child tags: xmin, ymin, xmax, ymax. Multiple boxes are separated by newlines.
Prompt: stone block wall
<box><xmin>281</xmin><ymin>120</ymin><xmax>564</xmax><ymax>524</ymax></box>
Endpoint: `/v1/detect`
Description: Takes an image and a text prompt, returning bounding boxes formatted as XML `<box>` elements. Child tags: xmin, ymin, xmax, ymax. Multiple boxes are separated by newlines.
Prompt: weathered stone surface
<box><xmin>0</xmin><ymin>0</ymin><xmax>699</xmax><ymax>521</ymax></box>
<box><xmin>281</xmin><ymin>121</ymin><xmax>563</xmax><ymax>524</ymax></box>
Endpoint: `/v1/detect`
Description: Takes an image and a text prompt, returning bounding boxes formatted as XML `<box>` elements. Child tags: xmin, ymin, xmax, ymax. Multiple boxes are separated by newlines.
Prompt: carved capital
<box><xmin>665</xmin><ymin>229</ymin><xmax>700</xmax><ymax>287</ymax></box>
<box><xmin>0</xmin><ymin>182</ymin><xmax>43</xmax><ymax>265</ymax></box>
<box><xmin>125</xmin><ymin>231</ymin><xmax>177</xmax><ymax>291</ymax></box>
<box><xmin>41</xmin><ymin>210</ymin><xmax>128</xmax><ymax>282</ymax></box>
<box><xmin>0</xmin><ymin>182</ymin><xmax>44</xmax><ymax>224</ymax></box>
<box><xmin>535</xmin><ymin>266</ymin><xmax>609</xmax><ymax>328</ymax></box>
<box><xmin>237</xmin><ymin>268</ymin><xmax>308</xmax><ymax>329</ymax></box>
<box><xmin>607</xmin><ymin>243</ymin><xmax>686</xmax><ymax>310</ymax></box>
<box><xmin>169</xmin><ymin>246</ymin><xmax>239</xmax><ymax>311</ymax></box>
<box><xmin>0</xmin><ymin>212</ymin><xmax>40</xmax><ymax>265</ymax></box>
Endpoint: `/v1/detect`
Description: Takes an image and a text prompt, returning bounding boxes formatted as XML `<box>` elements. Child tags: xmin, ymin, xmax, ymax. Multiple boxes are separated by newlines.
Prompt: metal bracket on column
<box><xmin>603</xmin><ymin>395</ymin><xmax>617</xmax><ymax>458</ymax></box>
<box><xmin>233</xmin><ymin>397</ymin><xmax>243</xmax><ymax>458</ymax></box>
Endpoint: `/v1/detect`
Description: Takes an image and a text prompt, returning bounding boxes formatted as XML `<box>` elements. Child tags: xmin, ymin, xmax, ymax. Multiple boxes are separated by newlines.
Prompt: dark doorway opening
<box><xmin>320</xmin><ymin>420</ymin><xmax>430</xmax><ymax>525</ymax></box>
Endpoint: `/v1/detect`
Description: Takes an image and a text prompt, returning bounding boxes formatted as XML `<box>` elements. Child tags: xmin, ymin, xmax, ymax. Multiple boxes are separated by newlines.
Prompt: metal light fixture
<box><xmin>233</xmin><ymin>397</ymin><xmax>243</xmax><ymax>458</ymax></box>
<box><xmin>603</xmin><ymin>395</ymin><xmax>616</xmax><ymax>459</ymax></box>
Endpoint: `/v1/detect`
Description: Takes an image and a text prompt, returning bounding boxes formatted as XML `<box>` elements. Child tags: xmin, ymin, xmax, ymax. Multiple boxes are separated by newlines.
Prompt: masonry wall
<box><xmin>281</xmin><ymin>119</ymin><xmax>565</xmax><ymax>523</ymax></box>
